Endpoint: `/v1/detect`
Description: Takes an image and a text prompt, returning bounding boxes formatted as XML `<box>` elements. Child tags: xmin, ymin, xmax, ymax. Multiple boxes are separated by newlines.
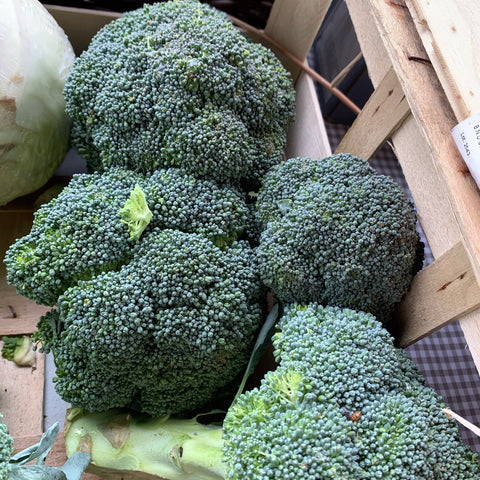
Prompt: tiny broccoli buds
<box><xmin>119</xmin><ymin>184</ymin><xmax>153</xmax><ymax>241</ymax></box>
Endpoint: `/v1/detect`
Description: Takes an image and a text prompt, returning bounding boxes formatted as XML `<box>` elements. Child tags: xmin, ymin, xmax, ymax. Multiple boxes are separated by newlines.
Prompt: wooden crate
<box><xmin>1</xmin><ymin>0</ymin><xmax>479</xmax><ymax>475</ymax></box>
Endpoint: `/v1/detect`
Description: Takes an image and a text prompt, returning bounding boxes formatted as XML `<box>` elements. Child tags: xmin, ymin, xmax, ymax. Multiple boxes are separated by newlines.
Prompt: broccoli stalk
<box><xmin>119</xmin><ymin>184</ymin><xmax>153</xmax><ymax>241</ymax></box>
<box><xmin>1</xmin><ymin>335</ymin><xmax>36</xmax><ymax>367</ymax></box>
<box><xmin>63</xmin><ymin>409</ymin><xmax>224</xmax><ymax>480</ymax></box>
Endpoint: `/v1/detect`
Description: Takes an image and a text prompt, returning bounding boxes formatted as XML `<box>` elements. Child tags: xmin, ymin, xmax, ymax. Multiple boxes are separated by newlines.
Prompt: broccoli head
<box><xmin>255</xmin><ymin>154</ymin><xmax>424</xmax><ymax>323</ymax></box>
<box><xmin>4</xmin><ymin>167</ymin><xmax>251</xmax><ymax>306</ymax></box>
<box><xmin>35</xmin><ymin>228</ymin><xmax>264</xmax><ymax>417</ymax></box>
<box><xmin>63</xmin><ymin>0</ymin><xmax>296</xmax><ymax>186</ymax></box>
<box><xmin>222</xmin><ymin>303</ymin><xmax>480</xmax><ymax>479</ymax></box>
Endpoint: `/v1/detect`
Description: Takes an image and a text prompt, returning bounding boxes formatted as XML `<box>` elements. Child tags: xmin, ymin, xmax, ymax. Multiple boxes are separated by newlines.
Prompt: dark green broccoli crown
<box><xmin>4</xmin><ymin>167</ymin><xmax>250</xmax><ymax>306</ymax></box>
<box><xmin>64</xmin><ymin>0</ymin><xmax>295</xmax><ymax>184</ymax></box>
<box><xmin>273</xmin><ymin>304</ymin><xmax>406</xmax><ymax>412</ymax></box>
<box><xmin>256</xmin><ymin>154</ymin><xmax>424</xmax><ymax>323</ymax></box>
<box><xmin>223</xmin><ymin>304</ymin><xmax>480</xmax><ymax>480</ymax></box>
<box><xmin>224</xmin><ymin>368</ymin><xmax>363</xmax><ymax>480</ymax></box>
<box><xmin>36</xmin><ymin>228</ymin><xmax>264</xmax><ymax>417</ymax></box>
<box><xmin>0</xmin><ymin>414</ymin><xmax>12</xmax><ymax>479</ymax></box>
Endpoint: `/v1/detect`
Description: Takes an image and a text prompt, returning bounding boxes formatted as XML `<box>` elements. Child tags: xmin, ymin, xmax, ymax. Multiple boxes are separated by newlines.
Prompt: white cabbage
<box><xmin>0</xmin><ymin>0</ymin><xmax>75</xmax><ymax>205</ymax></box>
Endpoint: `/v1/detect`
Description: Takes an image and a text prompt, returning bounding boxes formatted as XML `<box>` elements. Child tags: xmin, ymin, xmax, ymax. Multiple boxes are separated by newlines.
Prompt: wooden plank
<box><xmin>46</xmin><ymin>5</ymin><xmax>121</xmax><ymax>56</ymax></box>
<box><xmin>345</xmin><ymin>0</ymin><xmax>461</xmax><ymax>260</ymax></box>
<box><xmin>366</xmin><ymin>0</ymin><xmax>480</xmax><ymax>283</ymax></box>
<box><xmin>335</xmin><ymin>66</ymin><xmax>410</xmax><ymax>160</ymax></box>
<box><xmin>346</xmin><ymin>1</ymin><xmax>480</xmax><ymax>372</ymax></box>
<box><xmin>1</xmin><ymin>349</ymin><xmax>44</xmax><ymax>438</ymax></box>
<box><xmin>344</xmin><ymin>0</ymin><xmax>392</xmax><ymax>87</ymax></box>
<box><xmin>264</xmin><ymin>0</ymin><xmax>332</xmax><ymax>80</ymax></box>
<box><xmin>406</xmin><ymin>0</ymin><xmax>479</xmax><ymax>121</ymax></box>
<box><xmin>0</xmin><ymin>288</ymin><xmax>49</xmax><ymax>336</ymax></box>
<box><xmin>286</xmin><ymin>70</ymin><xmax>332</xmax><ymax>160</ymax></box>
<box><xmin>0</xmin><ymin>211</ymin><xmax>35</xmax><ymax>286</ymax></box>
<box><xmin>392</xmin><ymin>242</ymin><xmax>480</xmax><ymax>347</ymax></box>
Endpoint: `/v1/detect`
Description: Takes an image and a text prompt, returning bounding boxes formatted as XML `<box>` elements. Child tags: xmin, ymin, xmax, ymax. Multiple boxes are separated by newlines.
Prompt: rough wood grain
<box><xmin>1</xmin><ymin>351</ymin><xmax>44</xmax><ymax>438</ymax></box>
<box><xmin>366</xmin><ymin>0</ymin><xmax>480</xmax><ymax>281</ymax></box>
<box><xmin>0</xmin><ymin>288</ymin><xmax>49</xmax><ymax>336</ymax></box>
<box><xmin>406</xmin><ymin>0</ymin><xmax>479</xmax><ymax>121</ymax></box>
<box><xmin>393</xmin><ymin>242</ymin><xmax>480</xmax><ymax>347</ymax></box>
<box><xmin>345</xmin><ymin>0</ymin><xmax>480</xmax><ymax>364</ymax></box>
<box><xmin>335</xmin><ymin>66</ymin><xmax>410</xmax><ymax>160</ymax></box>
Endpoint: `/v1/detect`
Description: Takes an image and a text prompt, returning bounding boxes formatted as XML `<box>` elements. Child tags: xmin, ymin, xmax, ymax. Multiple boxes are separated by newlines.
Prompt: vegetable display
<box><xmin>2</xmin><ymin>0</ymin><xmax>479</xmax><ymax>478</ymax></box>
<box><xmin>0</xmin><ymin>0</ymin><xmax>75</xmax><ymax>206</ymax></box>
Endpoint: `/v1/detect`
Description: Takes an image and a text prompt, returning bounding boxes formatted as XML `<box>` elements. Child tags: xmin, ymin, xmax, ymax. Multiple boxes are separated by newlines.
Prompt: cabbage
<box><xmin>0</xmin><ymin>0</ymin><xmax>75</xmax><ymax>206</ymax></box>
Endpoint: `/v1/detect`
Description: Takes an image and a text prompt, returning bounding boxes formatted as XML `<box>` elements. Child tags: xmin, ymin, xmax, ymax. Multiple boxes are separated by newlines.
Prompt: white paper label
<box><xmin>452</xmin><ymin>112</ymin><xmax>480</xmax><ymax>188</ymax></box>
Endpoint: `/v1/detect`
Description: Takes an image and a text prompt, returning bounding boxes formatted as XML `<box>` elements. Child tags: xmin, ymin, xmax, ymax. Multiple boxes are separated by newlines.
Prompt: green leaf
<box><xmin>9</xmin><ymin>465</ymin><xmax>67</xmax><ymax>480</ymax></box>
<box><xmin>10</xmin><ymin>423</ymin><xmax>60</xmax><ymax>466</ymax></box>
<box><xmin>232</xmin><ymin>299</ymin><xmax>284</xmax><ymax>405</ymax></box>
<box><xmin>58</xmin><ymin>452</ymin><xmax>91</xmax><ymax>480</ymax></box>
<box><xmin>9</xmin><ymin>424</ymin><xmax>90</xmax><ymax>480</ymax></box>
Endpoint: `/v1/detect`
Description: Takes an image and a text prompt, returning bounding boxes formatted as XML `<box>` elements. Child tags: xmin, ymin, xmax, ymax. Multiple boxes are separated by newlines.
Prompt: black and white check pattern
<box><xmin>325</xmin><ymin>121</ymin><xmax>480</xmax><ymax>452</ymax></box>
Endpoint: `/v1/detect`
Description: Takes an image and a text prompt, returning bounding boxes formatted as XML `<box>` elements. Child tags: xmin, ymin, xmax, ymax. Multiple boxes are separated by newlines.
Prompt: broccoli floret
<box><xmin>0</xmin><ymin>414</ymin><xmax>12</xmax><ymax>480</ymax></box>
<box><xmin>35</xmin><ymin>228</ymin><xmax>264</xmax><ymax>417</ymax></box>
<box><xmin>222</xmin><ymin>303</ymin><xmax>480</xmax><ymax>480</ymax></box>
<box><xmin>4</xmin><ymin>167</ymin><xmax>251</xmax><ymax>306</ymax></box>
<box><xmin>271</xmin><ymin>304</ymin><xmax>406</xmax><ymax>412</ymax></box>
<box><xmin>224</xmin><ymin>368</ymin><xmax>363</xmax><ymax>479</ymax></box>
<box><xmin>255</xmin><ymin>154</ymin><xmax>424</xmax><ymax>323</ymax></box>
<box><xmin>63</xmin><ymin>0</ymin><xmax>295</xmax><ymax>186</ymax></box>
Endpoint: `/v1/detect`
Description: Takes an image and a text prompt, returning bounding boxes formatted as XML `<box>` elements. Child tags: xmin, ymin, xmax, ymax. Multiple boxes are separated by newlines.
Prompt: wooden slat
<box><xmin>335</xmin><ymin>66</ymin><xmax>410</xmax><ymax>160</ymax></box>
<box><xmin>345</xmin><ymin>0</ymin><xmax>461</xmax><ymax>260</ymax></box>
<box><xmin>285</xmin><ymin>70</ymin><xmax>332</xmax><ymax>160</ymax></box>
<box><xmin>392</xmin><ymin>242</ymin><xmax>480</xmax><ymax>347</ymax></box>
<box><xmin>366</xmin><ymin>0</ymin><xmax>480</xmax><ymax>283</ymax></box>
<box><xmin>345</xmin><ymin>1</ymin><xmax>480</xmax><ymax>371</ymax></box>
<box><xmin>46</xmin><ymin>5</ymin><xmax>121</xmax><ymax>56</ymax></box>
<box><xmin>0</xmin><ymin>288</ymin><xmax>49</xmax><ymax>336</ymax></box>
<box><xmin>1</xmin><ymin>351</ymin><xmax>44</xmax><ymax>438</ymax></box>
<box><xmin>264</xmin><ymin>0</ymin><xmax>332</xmax><ymax>80</ymax></box>
<box><xmin>406</xmin><ymin>0</ymin><xmax>479</xmax><ymax>121</ymax></box>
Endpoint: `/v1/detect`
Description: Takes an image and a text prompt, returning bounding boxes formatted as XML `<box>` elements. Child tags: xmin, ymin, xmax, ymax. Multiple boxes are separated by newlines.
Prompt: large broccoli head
<box><xmin>4</xmin><ymin>167</ymin><xmax>252</xmax><ymax>306</ymax></box>
<box><xmin>5</xmin><ymin>167</ymin><xmax>263</xmax><ymax>417</ymax></box>
<box><xmin>255</xmin><ymin>154</ymin><xmax>424</xmax><ymax>323</ymax></box>
<box><xmin>63</xmin><ymin>0</ymin><xmax>296</xmax><ymax>186</ymax></box>
<box><xmin>35</xmin><ymin>228</ymin><xmax>264</xmax><ymax>417</ymax></box>
<box><xmin>223</xmin><ymin>304</ymin><xmax>480</xmax><ymax>480</ymax></box>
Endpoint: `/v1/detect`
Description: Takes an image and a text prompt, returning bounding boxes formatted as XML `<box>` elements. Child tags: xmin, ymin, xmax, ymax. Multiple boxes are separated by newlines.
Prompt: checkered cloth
<box><xmin>325</xmin><ymin>121</ymin><xmax>480</xmax><ymax>452</ymax></box>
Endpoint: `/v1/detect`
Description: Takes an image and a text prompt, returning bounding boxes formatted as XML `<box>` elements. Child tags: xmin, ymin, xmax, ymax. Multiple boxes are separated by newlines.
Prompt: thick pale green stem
<box><xmin>64</xmin><ymin>409</ymin><xmax>225</xmax><ymax>480</ymax></box>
